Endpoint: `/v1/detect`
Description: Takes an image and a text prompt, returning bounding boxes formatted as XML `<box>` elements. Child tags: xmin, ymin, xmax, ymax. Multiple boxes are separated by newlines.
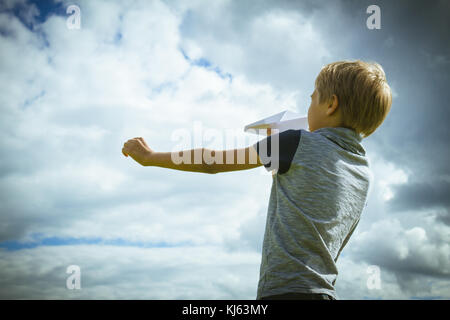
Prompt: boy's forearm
<box><xmin>146</xmin><ymin>147</ymin><xmax>261</xmax><ymax>174</ymax></box>
<box><xmin>147</xmin><ymin>148</ymin><xmax>214</xmax><ymax>174</ymax></box>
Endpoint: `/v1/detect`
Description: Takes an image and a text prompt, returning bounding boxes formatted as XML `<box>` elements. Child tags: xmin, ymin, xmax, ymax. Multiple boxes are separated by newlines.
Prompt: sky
<box><xmin>0</xmin><ymin>0</ymin><xmax>449</xmax><ymax>299</ymax></box>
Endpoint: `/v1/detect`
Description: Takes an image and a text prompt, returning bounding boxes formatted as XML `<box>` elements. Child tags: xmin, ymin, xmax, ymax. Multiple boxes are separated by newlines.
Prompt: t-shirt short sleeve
<box><xmin>251</xmin><ymin>129</ymin><xmax>301</xmax><ymax>174</ymax></box>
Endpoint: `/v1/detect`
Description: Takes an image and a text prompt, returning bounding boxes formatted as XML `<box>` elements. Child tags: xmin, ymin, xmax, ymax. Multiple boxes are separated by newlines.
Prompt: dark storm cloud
<box><xmin>365</xmin><ymin>0</ymin><xmax>450</xmax><ymax>225</ymax></box>
<box><xmin>335</xmin><ymin>0</ymin><xmax>450</xmax><ymax>295</ymax></box>
<box><xmin>294</xmin><ymin>0</ymin><xmax>450</xmax><ymax>180</ymax></box>
<box><xmin>388</xmin><ymin>180</ymin><xmax>450</xmax><ymax>211</ymax></box>
<box><xmin>331</xmin><ymin>1</ymin><xmax>450</xmax><ymax>202</ymax></box>
<box><xmin>286</xmin><ymin>0</ymin><xmax>450</xmax><ymax>295</ymax></box>
<box><xmin>387</xmin><ymin>180</ymin><xmax>450</xmax><ymax>225</ymax></box>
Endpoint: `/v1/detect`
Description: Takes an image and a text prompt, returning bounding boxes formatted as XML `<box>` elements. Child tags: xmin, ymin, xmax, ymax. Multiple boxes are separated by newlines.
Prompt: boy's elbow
<box><xmin>202</xmin><ymin>148</ymin><xmax>219</xmax><ymax>174</ymax></box>
<box><xmin>204</xmin><ymin>163</ymin><xmax>218</xmax><ymax>174</ymax></box>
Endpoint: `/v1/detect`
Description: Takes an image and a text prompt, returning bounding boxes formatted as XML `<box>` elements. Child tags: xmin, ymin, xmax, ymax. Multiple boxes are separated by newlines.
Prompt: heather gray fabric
<box><xmin>251</xmin><ymin>127</ymin><xmax>371</xmax><ymax>300</ymax></box>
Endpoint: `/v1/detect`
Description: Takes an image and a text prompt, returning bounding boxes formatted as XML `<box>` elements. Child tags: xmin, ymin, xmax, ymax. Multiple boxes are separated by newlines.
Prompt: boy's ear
<box><xmin>326</xmin><ymin>94</ymin><xmax>339</xmax><ymax>116</ymax></box>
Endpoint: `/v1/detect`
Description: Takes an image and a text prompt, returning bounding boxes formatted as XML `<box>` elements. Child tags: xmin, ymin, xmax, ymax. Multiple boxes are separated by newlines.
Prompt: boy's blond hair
<box><xmin>315</xmin><ymin>60</ymin><xmax>392</xmax><ymax>138</ymax></box>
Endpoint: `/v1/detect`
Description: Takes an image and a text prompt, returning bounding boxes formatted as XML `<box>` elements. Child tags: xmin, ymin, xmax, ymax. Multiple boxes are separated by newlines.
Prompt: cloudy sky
<box><xmin>0</xmin><ymin>0</ymin><xmax>449</xmax><ymax>299</ymax></box>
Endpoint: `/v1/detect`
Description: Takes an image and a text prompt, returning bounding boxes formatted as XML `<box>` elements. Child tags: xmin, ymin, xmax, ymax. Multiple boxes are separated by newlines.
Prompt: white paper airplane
<box><xmin>244</xmin><ymin>110</ymin><xmax>309</xmax><ymax>135</ymax></box>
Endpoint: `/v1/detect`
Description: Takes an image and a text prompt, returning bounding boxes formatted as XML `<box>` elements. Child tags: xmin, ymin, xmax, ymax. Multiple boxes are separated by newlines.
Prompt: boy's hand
<box><xmin>122</xmin><ymin>137</ymin><xmax>154</xmax><ymax>166</ymax></box>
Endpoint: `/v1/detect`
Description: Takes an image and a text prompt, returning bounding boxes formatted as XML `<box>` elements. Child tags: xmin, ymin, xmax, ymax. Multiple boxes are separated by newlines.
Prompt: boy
<box><xmin>122</xmin><ymin>60</ymin><xmax>392</xmax><ymax>300</ymax></box>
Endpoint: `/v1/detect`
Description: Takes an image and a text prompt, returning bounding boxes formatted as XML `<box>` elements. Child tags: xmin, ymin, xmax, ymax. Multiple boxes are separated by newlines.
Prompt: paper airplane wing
<box><xmin>244</xmin><ymin>110</ymin><xmax>309</xmax><ymax>134</ymax></box>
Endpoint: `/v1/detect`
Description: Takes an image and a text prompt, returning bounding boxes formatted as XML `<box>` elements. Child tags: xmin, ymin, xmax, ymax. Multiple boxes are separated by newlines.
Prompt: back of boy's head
<box><xmin>315</xmin><ymin>60</ymin><xmax>392</xmax><ymax>138</ymax></box>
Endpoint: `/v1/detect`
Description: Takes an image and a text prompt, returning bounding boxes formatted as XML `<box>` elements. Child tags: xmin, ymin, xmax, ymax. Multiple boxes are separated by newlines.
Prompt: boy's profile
<box><xmin>122</xmin><ymin>60</ymin><xmax>392</xmax><ymax>300</ymax></box>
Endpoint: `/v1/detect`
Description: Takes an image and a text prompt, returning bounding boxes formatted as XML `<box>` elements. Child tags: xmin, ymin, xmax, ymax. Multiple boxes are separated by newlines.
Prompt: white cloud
<box><xmin>0</xmin><ymin>245</ymin><xmax>261</xmax><ymax>299</ymax></box>
<box><xmin>373</xmin><ymin>156</ymin><xmax>408</xmax><ymax>201</ymax></box>
<box><xmin>1</xmin><ymin>0</ymin><xmax>276</xmax><ymax>261</ymax></box>
<box><xmin>347</xmin><ymin>217</ymin><xmax>450</xmax><ymax>296</ymax></box>
<box><xmin>335</xmin><ymin>256</ymin><xmax>409</xmax><ymax>299</ymax></box>
<box><xmin>176</xmin><ymin>0</ymin><xmax>333</xmax><ymax>114</ymax></box>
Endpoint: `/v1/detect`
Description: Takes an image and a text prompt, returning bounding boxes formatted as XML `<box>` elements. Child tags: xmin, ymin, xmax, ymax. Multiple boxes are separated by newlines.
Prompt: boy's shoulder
<box><xmin>252</xmin><ymin>129</ymin><xmax>301</xmax><ymax>174</ymax></box>
<box><xmin>253</xmin><ymin>126</ymin><xmax>366</xmax><ymax>174</ymax></box>
<box><xmin>301</xmin><ymin>127</ymin><xmax>366</xmax><ymax>157</ymax></box>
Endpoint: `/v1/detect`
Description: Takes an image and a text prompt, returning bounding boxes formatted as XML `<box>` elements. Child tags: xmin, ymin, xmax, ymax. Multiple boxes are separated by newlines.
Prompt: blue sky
<box><xmin>0</xmin><ymin>0</ymin><xmax>449</xmax><ymax>299</ymax></box>
<box><xmin>0</xmin><ymin>234</ymin><xmax>186</xmax><ymax>251</ymax></box>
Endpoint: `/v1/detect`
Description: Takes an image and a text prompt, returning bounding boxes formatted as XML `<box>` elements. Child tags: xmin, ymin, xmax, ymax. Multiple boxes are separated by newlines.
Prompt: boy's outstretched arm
<box><xmin>122</xmin><ymin>137</ymin><xmax>263</xmax><ymax>174</ymax></box>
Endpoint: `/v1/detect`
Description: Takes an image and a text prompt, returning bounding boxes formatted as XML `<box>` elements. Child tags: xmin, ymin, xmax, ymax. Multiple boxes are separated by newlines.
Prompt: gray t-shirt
<box><xmin>251</xmin><ymin>127</ymin><xmax>371</xmax><ymax>299</ymax></box>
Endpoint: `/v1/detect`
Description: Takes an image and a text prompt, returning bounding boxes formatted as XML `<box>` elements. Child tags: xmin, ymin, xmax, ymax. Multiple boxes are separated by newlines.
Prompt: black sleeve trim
<box><xmin>254</xmin><ymin>129</ymin><xmax>301</xmax><ymax>174</ymax></box>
